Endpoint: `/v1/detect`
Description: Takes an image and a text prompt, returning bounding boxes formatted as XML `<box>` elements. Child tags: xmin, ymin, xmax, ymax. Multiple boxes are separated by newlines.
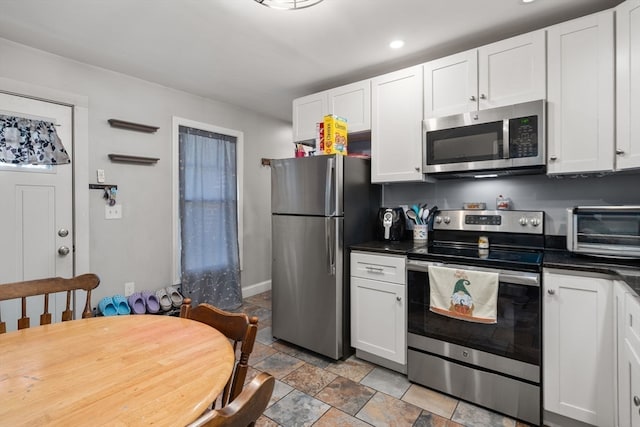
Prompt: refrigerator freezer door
<box><xmin>271</xmin><ymin>155</ymin><xmax>343</xmax><ymax>216</ymax></box>
<box><xmin>272</xmin><ymin>215</ymin><xmax>344</xmax><ymax>359</ymax></box>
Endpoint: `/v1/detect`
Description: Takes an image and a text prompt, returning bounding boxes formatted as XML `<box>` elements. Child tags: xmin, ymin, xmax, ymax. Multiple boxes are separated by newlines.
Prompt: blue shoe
<box><xmin>98</xmin><ymin>297</ymin><xmax>117</xmax><ymax>316</ymax></box>
<box><xmin>112</xmin><ymin>294</ymin><xmax>131</xmax><ymax>315</ymax></box>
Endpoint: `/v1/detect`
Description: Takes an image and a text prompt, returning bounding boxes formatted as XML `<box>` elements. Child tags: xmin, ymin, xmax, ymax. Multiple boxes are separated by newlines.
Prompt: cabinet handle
<box><xmin>415</xmin><ymin>166</ymin><xmax>420</xmax><ymax>172</ymax></box>
<box><xmin>549</xmin><ymin>155</ymin><xmax>557</xmax><ymax>161</ymax></box>
<box><xmin>469</xmin><ymin>95</ymin><xmax>476</xmax><ymax>101</ymax></box>
<box><xmin>365</xmin><ymin>266</ymin><xmax>384</xmax><ymax>273</ymax></box>
<box><xmin>479</xmin><ymin>94</ymin><xmax>486</xmax><ymax>100</ymax></box>
<box><xmin>396</xmin><ymin>296</ymin><xmax>401</xmax><ymax>302</ymax></box>
<box><xmin>548</xmin><ymin>289</ymin><xmax>556</xmax><ymax>295</ymax></box>
<box><xmin>634</xmin><ymin>396</ymin><xmax>640</xmax><ymax>406</ymax></box>
<box><xmin>616</xmin><ymin>149</ymin><xmax>625</xmax><ymax>155</ymax></box>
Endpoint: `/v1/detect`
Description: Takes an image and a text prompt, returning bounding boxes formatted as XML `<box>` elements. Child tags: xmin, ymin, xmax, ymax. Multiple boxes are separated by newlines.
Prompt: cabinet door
<box><xmin>620</xmin><ymin>292</ymin><xmax>640</xmax><ymax>427</ymax></box>
<box><xmin>543</xmin><ymin>271</ymin><xmax>615</xmax><ymax>426</ymax></box>
<box><xmin>351</xmin><ymin>276</ymin><xmax>405</xmax><ymax>364</ymax></box>
<box><xmin>293</xmin><ymin>92</ymin><xmax>327</xmax><ymax>142</ymax></box>
<box><xmin>478</xmin><ymin>30</ymin><xmax>546</xmax><ymax>110</ymax></box>
<box><xmin>327</xmin><ymin>80</ymin><xmax>370</xmax><ymax>133</ymax></box>
<box><xmin>547</xmin><ymin>11</ymin><xmax>614</xmax><ymax>174</ymax></box>
<box><xmin>616</xmin><ymin>0</ymin><xmax>640</xmax><ymax>170</ymax></box>
<box><xmin>371</xmin><ymin>66</ymin><xmax>424</xmax><ymax>183</ymax></box>
<box><xmin>423</xmin><ymin>50</ymin><xmax>477</xmax><ymax>118</ymax></box>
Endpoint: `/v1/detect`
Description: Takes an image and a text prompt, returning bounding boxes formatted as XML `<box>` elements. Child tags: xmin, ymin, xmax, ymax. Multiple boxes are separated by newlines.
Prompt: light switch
<box><xmin>97</xmin><ymin>169</ymin><xmax>105</xmax><ymax>183</ymax></box>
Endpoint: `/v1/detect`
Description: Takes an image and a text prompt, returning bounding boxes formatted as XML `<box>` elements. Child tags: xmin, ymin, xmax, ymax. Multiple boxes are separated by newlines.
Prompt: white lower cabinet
<box><xmin>618</xmin><ymin>286</ymin><xmax>640</xmax><ymax>427</ymax></box>
<box><xmin>350</xmin><ymin>251</ymin><xmax>406</xmax><ymax>370</ymax></box>
<box><xmin>543</xmin><ymin>269</ymin><xmax>615</xmax><ymax>426</ymax></box>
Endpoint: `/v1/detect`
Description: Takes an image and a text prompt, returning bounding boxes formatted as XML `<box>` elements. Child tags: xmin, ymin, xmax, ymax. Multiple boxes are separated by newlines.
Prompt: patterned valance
<box><xmin>0</xmin><ymin>114</ymin><xmax>70</xmax><ymax>165</ymax></box>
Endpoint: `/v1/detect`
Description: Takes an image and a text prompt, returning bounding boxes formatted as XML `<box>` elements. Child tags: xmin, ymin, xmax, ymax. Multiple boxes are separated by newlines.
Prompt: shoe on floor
<box><xmin>166</xmin><ymin>285</ymin><xmax>183</xmax><ymax>309</ymax></box>
<box><xmin>142</xmin><ymin>290</ymin><xmax>160</xmax><ymax>314</ymax></box>
<box><xmin>112</xmin><ymin>295</ymin><xmax>131</xmax><ymax>315</ymax></box>
<box><xmin>156</xmin><ymin>288</ymin><xmax>172</xmax><ymax>312</ymax></box>
<box><xmin>98</xmin><ymin>296</ymin><xmax>117</xmax><ymax>316</ymax></box>
<box><xmin>127</xmin><ymin>292</ymin><xmax>146</xmax><ymax>315</ymax></box>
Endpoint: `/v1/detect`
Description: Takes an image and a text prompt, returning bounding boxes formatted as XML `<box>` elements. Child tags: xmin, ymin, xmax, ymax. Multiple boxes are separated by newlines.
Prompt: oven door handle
<box><xmin>407</xmin><ymin>260</ymin><xmax>540</xmax><ymax>287</ymax></box>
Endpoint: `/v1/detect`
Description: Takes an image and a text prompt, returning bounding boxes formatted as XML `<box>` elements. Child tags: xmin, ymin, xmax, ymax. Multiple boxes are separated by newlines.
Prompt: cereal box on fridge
<box><xmin>322</xmin><ymin>114</ymin><xmax>348</xmax><ymax>155</ymax></box>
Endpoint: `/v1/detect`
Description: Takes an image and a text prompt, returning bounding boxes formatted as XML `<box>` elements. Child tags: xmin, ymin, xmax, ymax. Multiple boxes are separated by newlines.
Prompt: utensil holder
<box><xmin>413</xmin><ymin>224</ymin><xmax>428</xmax><ymax>241</ymax></box>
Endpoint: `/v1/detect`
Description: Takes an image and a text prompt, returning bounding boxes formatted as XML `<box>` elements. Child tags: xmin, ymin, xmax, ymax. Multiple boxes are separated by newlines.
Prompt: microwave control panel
<box><xmin>509</xmin><ymin>115</ymin><xmax>538</xmax><ymax>158</ymax></box>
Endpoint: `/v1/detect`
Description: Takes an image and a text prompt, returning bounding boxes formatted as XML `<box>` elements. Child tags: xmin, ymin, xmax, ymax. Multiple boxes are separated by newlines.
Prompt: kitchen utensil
<box><xmin>425</xmin><ymin>206</ymin><xmax>439</xmax><ymax>225</ymax></box>
<box><xmin>422</xmin><ymin>208</ymin><xmax>429</xmax><ymax>224</ymax></box>
<box><xmin>406</xmin><ymin>209</ymin><xmax>419</xmax><ymax>224</ymax></box>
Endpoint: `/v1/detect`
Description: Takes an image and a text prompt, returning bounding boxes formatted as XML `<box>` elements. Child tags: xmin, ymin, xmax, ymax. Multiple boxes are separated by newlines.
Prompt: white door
<box><xmin>0</xmin><ymin>93</ymin><xmax>74</xmax><ymax>331</ymax></box>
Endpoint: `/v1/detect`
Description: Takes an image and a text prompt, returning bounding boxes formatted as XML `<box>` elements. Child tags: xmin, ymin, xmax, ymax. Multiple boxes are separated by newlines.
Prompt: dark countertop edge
<box><xmin>350</xmin><ymin>241</ymin><xmax>640</xmax><ymax>295</ymax></box>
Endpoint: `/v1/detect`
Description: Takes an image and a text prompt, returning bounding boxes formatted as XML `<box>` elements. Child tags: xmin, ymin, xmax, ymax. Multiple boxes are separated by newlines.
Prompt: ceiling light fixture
<box><xmin>521</xmin><ymin>0</ymin><xmax>536</xmax><ymax>3</ymax></box>
<box><xmin>389</xmin><ymin>40</ymin><xmax>405</xmax><ymax>49</ymax></box>
<box><xmin>254</xmin><ymin>0</ymin><xmax>324</xmax><ymax>10</ymax></box>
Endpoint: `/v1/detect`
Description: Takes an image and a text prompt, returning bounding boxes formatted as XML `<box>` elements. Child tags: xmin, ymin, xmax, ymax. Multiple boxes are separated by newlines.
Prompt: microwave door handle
<box><xmin>503</xmin><ymin>119</ymin><xmax>510</xmax><ymax>159</ymax></box>
<box><xmin>566</xmin><ymin>208</ymin><xmax>574</xmax><ymax>251</ymax></box>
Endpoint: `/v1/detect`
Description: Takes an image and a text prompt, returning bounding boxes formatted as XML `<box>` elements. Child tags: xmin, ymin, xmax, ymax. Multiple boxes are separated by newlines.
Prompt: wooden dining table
<box><xmin>0</xmin><ymin>314</ymin><xmax>235</xmax><ymax>426</ymax></box>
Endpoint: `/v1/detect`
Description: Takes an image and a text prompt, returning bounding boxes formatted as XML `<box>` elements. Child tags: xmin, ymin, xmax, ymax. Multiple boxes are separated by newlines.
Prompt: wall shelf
<box><xmin>108</xmin><ymin>154</ymin><xmax>159</xmax><ymax>165</ymax></box>
<box><xmin>108</xmin><ymin>119</ymin><xmax>159</xmax><ymax>133</ymax></box>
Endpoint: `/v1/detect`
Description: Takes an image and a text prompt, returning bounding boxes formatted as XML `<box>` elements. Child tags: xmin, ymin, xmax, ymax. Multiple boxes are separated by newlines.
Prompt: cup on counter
<box><xmin>413</xmin><ymin>224</ymin><xmax>428</xmax><ymax>241</ymax></box>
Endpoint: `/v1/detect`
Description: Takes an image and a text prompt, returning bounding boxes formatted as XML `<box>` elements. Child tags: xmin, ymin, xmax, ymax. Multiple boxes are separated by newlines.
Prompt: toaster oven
<box><xmin>567</xmin><ymin>206</ymin><xmax>640</xmax><ymax>258</ymax></box>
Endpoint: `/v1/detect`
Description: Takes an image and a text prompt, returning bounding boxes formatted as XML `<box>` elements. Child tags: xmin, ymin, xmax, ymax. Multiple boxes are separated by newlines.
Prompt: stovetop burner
<box><xmin>407</xmin><ymin>209</ymin><xmax>545</xmax><ymax>272</ymax></box>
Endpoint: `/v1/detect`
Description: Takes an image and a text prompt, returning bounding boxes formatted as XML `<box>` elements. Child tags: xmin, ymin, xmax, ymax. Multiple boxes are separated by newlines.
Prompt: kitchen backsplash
<box><xmin>382</xmin><ymin>172</ymin><xmax>640</xmax><ymax>236</ymax></box>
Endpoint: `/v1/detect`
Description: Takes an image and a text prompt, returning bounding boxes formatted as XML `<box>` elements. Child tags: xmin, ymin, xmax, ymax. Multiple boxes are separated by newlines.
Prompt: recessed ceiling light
<box><xmin>389</xmin><ymin>40</ymin><xmax>405</xmax><ymax>49</ymax></box>
<box><xmin>521</xmin><ymin>0</ymin><xmax>535</xmax><ymax>3</ymax></box>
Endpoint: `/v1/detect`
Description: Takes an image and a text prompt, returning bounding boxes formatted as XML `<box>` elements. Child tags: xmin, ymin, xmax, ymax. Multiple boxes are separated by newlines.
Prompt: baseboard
<box><xmin>242</xmin><ymin>280</ymin><xmax>271</xmax><ymax>298</ymax></box>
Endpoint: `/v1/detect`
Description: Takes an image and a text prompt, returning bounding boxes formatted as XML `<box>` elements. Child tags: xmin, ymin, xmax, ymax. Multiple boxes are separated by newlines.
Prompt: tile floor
<box><xmin>238</xmin><ymin>291</ymin><xmax>532</xmax><ymax>427</ymax></box>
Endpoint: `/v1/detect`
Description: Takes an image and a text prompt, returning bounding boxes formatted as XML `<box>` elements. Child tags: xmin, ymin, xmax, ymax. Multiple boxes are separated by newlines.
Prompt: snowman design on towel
<box><xmin>448</xmin><ymin>271</ymin><xmax>474</xmax><ymax>317</ymax></box>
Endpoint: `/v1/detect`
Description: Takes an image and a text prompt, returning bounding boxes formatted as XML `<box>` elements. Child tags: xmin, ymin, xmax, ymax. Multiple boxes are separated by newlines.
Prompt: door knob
<box><xmin>396</xmin><ymin>296</ymin><xmax>401</xmax><ymax>301</ymax></box>
<box><xmin>58</xmin><ymin>246</ymin><xmax>70</xmax><ymax>256</ymax></box>
<box><xmin>58</xmin><ymin>228</ymin><xmax>69</xmax><ymax>237</ymax></box>
<box><xmin>480</xmin><ymin>94</ymin><xmax>486</xmax><ymax>99</ymax></box>
<box><xmin>469</xmin><ymin>95</ymin><xmax>476</xmax><ymax>101</ymax></box>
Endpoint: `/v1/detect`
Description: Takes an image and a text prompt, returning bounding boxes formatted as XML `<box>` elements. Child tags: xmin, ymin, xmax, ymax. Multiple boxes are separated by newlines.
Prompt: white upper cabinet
<box><xmin>292</xmin><ymin>80</ymin><xmax>371</xmax><ymax>143</ymax></box>
<box><xmin>423</xmin><ymin>50</ymin><xmax>478</xmax><ymax>118</ymax></box>
<box><xmin>616</xmin><ymin>0</ymin><xmax>640</xmax><ymax>171</ymax></box>
<box><xmin>546</xmin><ymin>10</ymin><xmax>615</xmax><ymax>175</ymax></box>
<box><xmin>424</xmin><ymin>30</ymin><xmax>546</xmax><ymax>119</ymax></box>
<box><xmin>327</xmin><ymin>80</ymin><xmax>371</xmax><ymax>133</ymax></box>
<box><xmin>371</xmin><ymin>66</ymin><xmax>424</xmax><ymax>183</ymax></box>
<box><xmin>292</xmin><ymin>92</ymin><xmax>327</xmax><ymax>143</ymax></box>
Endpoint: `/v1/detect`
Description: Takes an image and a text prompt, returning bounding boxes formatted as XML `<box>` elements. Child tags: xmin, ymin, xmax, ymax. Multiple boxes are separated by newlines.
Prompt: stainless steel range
<box><xmin>406</xmin><ymin>209</ymin><xmax>544</xmax><ymax>425</ymax></box>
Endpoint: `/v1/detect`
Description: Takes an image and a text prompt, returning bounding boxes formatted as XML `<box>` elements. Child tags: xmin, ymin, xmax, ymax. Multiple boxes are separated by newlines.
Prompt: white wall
<box><xmin>0</xmin><ymin>38</ymin><xmax>292</xmax><ymax>303</ymax></box>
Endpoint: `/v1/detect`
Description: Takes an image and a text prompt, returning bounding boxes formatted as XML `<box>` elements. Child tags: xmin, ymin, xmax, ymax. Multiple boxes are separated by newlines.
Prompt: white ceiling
<box><xmin>0</xmin><ymin>0</ymin><xmax>623</xmax><ymax>122</ymax></box>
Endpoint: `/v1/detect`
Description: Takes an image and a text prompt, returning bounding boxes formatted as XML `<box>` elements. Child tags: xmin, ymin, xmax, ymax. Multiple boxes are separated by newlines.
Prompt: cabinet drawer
<box><xmin>351</xmin><ymin>251</ymin><xmax>406</xmax><ymax>284</ymax></box>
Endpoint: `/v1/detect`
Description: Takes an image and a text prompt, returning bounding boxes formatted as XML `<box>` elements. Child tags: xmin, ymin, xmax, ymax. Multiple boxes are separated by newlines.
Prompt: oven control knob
<box><xmin>519</xmin><ymin>217</ymin><xmax>528</xmax><ymax>226</ymax></box>
<box><xmin>529</xmin><ymin>218</ymin><xmax>540</xmax><ymax>227</ymax></box>
<box><xmin>435</xmin><ymin>216</ymin><xmax>442</xmax><ymax>224</ymax></box>
<box><xmin>443</xmin><ymin>216</ymin><xmax>451</xmax><ymax>224</ymax></box>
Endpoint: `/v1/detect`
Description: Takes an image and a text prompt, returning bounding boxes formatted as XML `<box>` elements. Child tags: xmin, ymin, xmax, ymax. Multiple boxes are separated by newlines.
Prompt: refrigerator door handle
<box><xmin>325</xmin><ymin>157</ymin><xmax>335</xmax><ymax>216</ymax></box>
<box><xmin>325</xmin><ymin>218</ymin><xmax>336</xmax><ymax>276</ymax></box>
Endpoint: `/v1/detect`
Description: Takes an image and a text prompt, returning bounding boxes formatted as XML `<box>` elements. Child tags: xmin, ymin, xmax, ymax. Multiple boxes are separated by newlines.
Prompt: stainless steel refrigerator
<box><xmin>271</xmin><ymin>154</ymin><xmax>380</xmax><ymax>360</ymax></box>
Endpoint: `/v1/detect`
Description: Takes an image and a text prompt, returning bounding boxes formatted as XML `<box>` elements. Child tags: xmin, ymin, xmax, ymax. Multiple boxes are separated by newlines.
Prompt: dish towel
<box><xmin>429</xmin><ymin>265</ymin><xmax>499</xmax><ymax>324</ymax></box>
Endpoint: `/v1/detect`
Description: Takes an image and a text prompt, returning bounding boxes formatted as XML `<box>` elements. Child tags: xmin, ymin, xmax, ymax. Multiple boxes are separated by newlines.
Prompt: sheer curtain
<box><xmin>179</xmin><ymin>126</ymin><xmax>242</xmax><ymax>310</ymax></box>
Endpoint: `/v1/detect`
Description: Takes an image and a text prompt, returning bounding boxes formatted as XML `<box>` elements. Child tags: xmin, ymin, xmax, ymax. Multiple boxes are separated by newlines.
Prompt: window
<box><xmin>172</xmin><ymin>118</ymin><xmax>243</xmax><ymax>308</ymax></box>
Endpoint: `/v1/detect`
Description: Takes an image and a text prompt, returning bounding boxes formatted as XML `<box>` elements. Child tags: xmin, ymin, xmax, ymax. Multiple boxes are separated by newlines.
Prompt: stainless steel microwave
<box><xmin>423</xmin><ymin>100</ymin><xmax>545</xmax><ymax>177</ymax></box>
<box><xmin>567</xmin><ymin>206</ymin><xmax>640</xmax><ymax>259</ymax></box>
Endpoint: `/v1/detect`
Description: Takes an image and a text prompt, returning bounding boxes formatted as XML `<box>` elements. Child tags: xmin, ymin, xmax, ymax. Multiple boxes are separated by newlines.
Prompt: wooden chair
<box><xmin>0</xmin><ymin>274</ymin><xmax>100</xmax><ymax>334</ymax></box>
<box><xmin>180</xmin><ymin>297</ymin><xmax>259</xmax><ymax>407</ymax></box>
<box><xmin>186</xmin><ymin>372</ymin><xmax>275</xmax><ymax>427</ymax></box>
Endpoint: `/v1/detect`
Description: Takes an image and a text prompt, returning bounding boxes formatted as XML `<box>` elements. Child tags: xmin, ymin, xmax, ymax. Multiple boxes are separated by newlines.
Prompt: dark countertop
<box><xmin>350</xmin><ymin>240</ymin><xmax>428</xmax><ymax>256</ymax></box>
<box><xmin>544</xmin><ymin>249</ymin><xmax>640</xmax><ymax>295</ymax></box>
<box><xmin>350</xmin><ymin>240</ymin><xmax>640</xmax><ymax>295</ymax></box>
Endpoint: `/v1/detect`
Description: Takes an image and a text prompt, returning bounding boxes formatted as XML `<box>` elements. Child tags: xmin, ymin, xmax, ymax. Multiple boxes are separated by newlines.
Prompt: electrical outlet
<box><xmin>105</xmin><ymin>204</ymin><xmax>122</xmax><ymax>219</ymax></box>
<box><xmin>97</xmin><ymin>169</ymin><xmax>105</xmax><ymax>183</ymax></box>
<box><xmin>124</xmin><ymin>282</ymin><xmax>135</xmax><ymax>296</ymax></box>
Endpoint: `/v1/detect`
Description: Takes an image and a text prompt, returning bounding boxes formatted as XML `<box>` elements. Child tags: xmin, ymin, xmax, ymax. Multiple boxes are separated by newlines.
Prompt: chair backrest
<box><xmin>180</xmin><ymin>297</ymin><xmax>259</xmax><ymax>407</ymax></box>
<box><xmin>0</xmin><ymin>274</ymin><xmax>100</xmax><ymax>334</ymax></box>
<box><xmin>186</xmin><ymin>372</ymin><xmax>275</xmax><ymax>427</ymax></box>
